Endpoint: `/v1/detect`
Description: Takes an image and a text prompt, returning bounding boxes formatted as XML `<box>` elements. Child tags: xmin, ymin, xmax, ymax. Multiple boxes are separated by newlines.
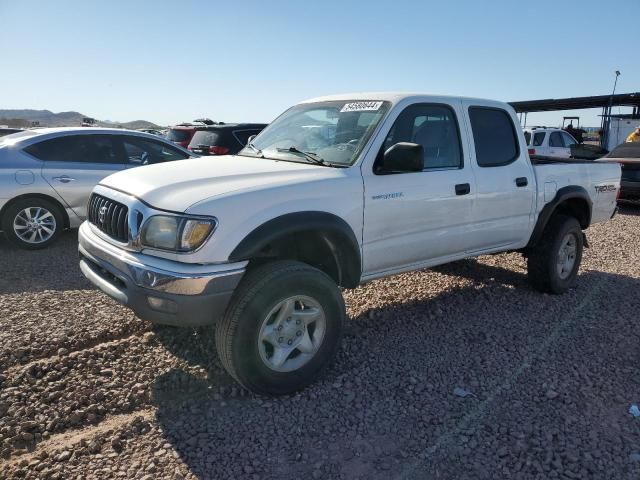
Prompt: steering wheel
<box><xmin>302</xmin><ymin>131</ymin><xmax>330</xmax><ymax>150</ymax></box>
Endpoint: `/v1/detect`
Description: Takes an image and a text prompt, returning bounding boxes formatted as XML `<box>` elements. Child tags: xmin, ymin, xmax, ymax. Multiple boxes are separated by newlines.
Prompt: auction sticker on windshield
<box><xmin>340</xmin><ymin>101</ymin><xmax>383</xmax><ymax>113</ymax></box>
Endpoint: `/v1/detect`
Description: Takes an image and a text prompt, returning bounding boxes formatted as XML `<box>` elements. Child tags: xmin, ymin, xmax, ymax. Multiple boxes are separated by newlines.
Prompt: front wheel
<box><xmin>215</xmin><ymin>261</ymin><xmax>345</xmax><ymax>395</ymax></box>
<box><xmin>1</xmin><ymin>198</ymin><xmax>64</xmax><ymax>249</ymax></box>
<box><xmin>527</xmin><ymin>214</ymin><xmax>584</xmax><ymax>294</ymax></box>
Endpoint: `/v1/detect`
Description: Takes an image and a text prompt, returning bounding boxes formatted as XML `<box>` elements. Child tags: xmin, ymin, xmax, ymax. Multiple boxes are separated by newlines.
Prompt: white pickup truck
<box><xmin>78</xmin><ymin>93</ymin><xmax>620</xmax><ymax>395</ymax></box>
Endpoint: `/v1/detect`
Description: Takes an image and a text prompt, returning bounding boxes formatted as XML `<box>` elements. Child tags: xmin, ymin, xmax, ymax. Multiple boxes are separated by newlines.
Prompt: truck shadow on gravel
<box><xmin>0</xmin><ymin>230</ymin><xmax>91</xmax><ymax>294</ymax></box>
<box><xmin>432</xmin><ymin>258</ymin><xmax>529</xmax><ymax>289</ymax></box>
<box><xmin>148</xmin><ymin>265</ymin><xmax>640</xmax><ymax>479</ymax></box>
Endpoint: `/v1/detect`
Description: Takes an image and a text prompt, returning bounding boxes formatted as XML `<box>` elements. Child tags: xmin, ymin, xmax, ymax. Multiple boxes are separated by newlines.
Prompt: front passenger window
<box><xmin>562</xmin><ymin>133</ymin><xmax>577</xmax><ymax>147</ymax></box>
<box><xmin>122</xmin><ymin>137</ymin><xmax>189</xmax><ymax>165</ymax></box>
<box><xmin>378</xmin><ymin>104</ymin><xmax>462</xmax><ymax>172</ymax></box>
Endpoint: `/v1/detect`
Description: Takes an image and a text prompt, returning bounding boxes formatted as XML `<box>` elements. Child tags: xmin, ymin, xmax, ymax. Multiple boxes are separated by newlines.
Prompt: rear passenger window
<box><xmin>549</xmin><ymin>132</ymin><xmax>564</xmax><ymax>147</ymax></box>
<box><xmin>468</xmin><ymin>107</ymin><xmax>519</xmax><ymax>167</ymax></box>
<box><xmin>533</xmin><ymin>132</ymin><xmax>546</xmax><ymax>146</ymax></box>
<box><xmin>379</xmin><ymin>104</ymin><xmax>462</xmax><ymax>171</ymax></box>
<box><xmin>24</xmin><ymin>135</ymin><xmax>123</xmax><ymax>164</ymax></box>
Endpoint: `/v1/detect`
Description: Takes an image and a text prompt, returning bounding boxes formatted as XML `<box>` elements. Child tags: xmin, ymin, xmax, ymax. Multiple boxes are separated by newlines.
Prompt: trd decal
<box><xmin>595</xmin><ymin>185</ymin><xmax>616</xmax><ymax>193</ymax></box>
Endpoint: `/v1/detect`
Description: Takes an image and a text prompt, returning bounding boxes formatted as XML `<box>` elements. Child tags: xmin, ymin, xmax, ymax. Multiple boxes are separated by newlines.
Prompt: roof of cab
<box><xmin>300</xmin><ymin>92</ymin><xmax>512</xmax><ymax>109</ymax></box>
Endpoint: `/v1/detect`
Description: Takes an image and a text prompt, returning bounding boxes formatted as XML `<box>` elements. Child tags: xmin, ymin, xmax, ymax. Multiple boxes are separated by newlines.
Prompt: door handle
<box><xmin>53</xmin><ymin>175</ymin><xmax>76</xmax><ymax>183</ymax></box>
<box><xmin>515</xmin><ymin>177</ymin><xmax>528</xmax><ymax>187</ymax></box>
<box><xmin>455</xmin><ymin>183</ymin><xmax>470</xmax><ymax>195</ymax></box>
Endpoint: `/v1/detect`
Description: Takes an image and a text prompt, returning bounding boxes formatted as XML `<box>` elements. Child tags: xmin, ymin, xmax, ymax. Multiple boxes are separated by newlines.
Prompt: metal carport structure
<box><xmin>509</xmin><ymin>92</ymin><xmax>640</xmax><ymax>148</ymax></box>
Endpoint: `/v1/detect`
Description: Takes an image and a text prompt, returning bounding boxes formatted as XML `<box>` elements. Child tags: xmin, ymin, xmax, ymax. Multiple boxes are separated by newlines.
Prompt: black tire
<box><xmin>527</xmin><ymin>214</ymin><xmax>583</xmax><ymax>294</ymax></box>
<box><xmin>1</xmin><ymin>198</ymin><xmax>64</xmax><ymax>250</ymax></box>
<box><xmin>215</xmin><ymin>260</ymin><xmax>345</xmax><ymax>395</ymax></box>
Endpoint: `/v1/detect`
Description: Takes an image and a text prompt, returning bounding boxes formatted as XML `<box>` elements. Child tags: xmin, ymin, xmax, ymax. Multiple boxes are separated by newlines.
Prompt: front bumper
<box><xmin>78</xmin><ymin>222</ymin><xmax>246</xmax><ymax>327</ymax></box>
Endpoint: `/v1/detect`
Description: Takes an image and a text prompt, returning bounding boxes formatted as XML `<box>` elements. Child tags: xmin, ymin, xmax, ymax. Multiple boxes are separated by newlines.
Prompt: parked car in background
<box><xmin>0</xmin><ymin>127</ymin><xmax>24</xmax><ymax>137</ymax></box>
<box><xmin>0</xmin><ymin>128</ymin><xmax>195</xmax><ymax>249</ymax></box>
<box><xmin>81</xmin><ymin>117</ymin><xmax>97</xmax><ymax>127</ymax></box>
<box><xmin>78</xmin><ymin>93</ymin><xmax>620</xmax><ymax>395</ymax></box>
<box><xmin>524</xmin><ymin>127</ymin><xmax>578</xmax><ymax>158</ymax></box>
<box><xmin>598</xmin><ymin>142</ymin><xmax>640</xmax><ymax>201</ymax></box>
<box><xmin>137</xmin><ymin>128</ymin><xmax>165</xmax><ymax>137</ymax></box>
<box><xmin>187</xmin><ymin>123</ymin><xmax>267</xmax><ymax>156</ymax></box>
<box><xmin>167</xmin><ymin>119</ymin><xmax>217</xmax><ymax>148</ymax></box>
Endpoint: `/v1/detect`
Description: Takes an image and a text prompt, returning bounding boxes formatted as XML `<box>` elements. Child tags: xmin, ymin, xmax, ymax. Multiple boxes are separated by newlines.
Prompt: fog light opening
<box><xmin>147</xmin><ymin>296</ymin><xmax>178</xmax><ymax>314</ymax></box>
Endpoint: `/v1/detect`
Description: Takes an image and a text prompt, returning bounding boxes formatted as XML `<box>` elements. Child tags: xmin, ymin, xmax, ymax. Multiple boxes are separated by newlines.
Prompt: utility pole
<box><xmin>602</xmin><ymin>70</ymin><xmax>621</xmax><ymax>149</ymax></box>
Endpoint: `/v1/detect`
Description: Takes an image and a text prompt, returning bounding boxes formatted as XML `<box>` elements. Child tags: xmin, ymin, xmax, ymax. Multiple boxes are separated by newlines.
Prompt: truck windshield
<box><xmin>240</xmin><ymin>100</ymin><xmax>391</xmax><ymax>166</ymax></box>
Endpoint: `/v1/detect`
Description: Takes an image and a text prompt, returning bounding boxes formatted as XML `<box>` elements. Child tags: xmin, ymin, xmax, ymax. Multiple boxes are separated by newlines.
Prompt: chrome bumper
<box><xmin>78</xmin><ymin>222</ymin><xmax>246</xmax><ymax>326</ymax></box>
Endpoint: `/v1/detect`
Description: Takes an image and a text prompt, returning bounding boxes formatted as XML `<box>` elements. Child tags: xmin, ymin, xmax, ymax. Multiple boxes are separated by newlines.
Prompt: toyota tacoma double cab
<box><xmin>78</xmin><ymin>93</ymin><xmax>620</xmax><ymax>395</ymax></box>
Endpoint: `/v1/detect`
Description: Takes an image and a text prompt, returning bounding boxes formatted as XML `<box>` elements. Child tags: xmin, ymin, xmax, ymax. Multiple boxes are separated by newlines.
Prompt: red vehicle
<box><xmin>166</xmin><ymin>119</ymin><xmax>215</xmax><ymax>148</ymax></box>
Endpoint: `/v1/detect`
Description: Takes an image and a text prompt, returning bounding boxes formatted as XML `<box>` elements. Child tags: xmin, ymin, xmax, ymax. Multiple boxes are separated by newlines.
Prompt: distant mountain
<box><xmin>102</xmin><ymin>119</ymin><xmax>162</xmax><ymax>130</ymax></box>
<box><xmin>0</xmin><ymin>109</ymin><xmax>161</xmax><ymax>130</ymax></box>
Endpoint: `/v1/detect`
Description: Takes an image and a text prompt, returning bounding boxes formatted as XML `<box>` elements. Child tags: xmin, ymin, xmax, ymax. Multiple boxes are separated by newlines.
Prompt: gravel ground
<box><xmin>1</xmin><ymin>208</ymin><xmax>639</xmax><ymax>479</ymax></box>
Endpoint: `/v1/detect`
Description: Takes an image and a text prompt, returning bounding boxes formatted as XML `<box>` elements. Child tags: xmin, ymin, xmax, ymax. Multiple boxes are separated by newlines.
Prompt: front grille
<box><xmin>88</xmin><ymin>194</ymin><xmax>129</xmax><ymax>242</ymax></box>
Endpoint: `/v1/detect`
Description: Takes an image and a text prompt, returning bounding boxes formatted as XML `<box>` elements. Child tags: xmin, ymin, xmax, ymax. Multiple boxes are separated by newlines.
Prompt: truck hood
<box><xmin>99</xmin><ymin>155</ymin><xmax>340</xmax><ymax>212</ymax></box>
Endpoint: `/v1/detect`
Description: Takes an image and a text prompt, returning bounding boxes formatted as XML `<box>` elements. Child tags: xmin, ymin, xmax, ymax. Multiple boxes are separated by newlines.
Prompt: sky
<box><xmin>0</xmin><ymin>0</ymin><xmax>637</xmax><ymax>127</ymax></box>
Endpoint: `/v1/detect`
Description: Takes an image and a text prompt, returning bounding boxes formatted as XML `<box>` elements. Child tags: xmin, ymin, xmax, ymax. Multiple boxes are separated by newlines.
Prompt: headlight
<box><xmin>140</xmin><ymin>215</ymin><xmax>216</xmax><ymax>252</ymax></box>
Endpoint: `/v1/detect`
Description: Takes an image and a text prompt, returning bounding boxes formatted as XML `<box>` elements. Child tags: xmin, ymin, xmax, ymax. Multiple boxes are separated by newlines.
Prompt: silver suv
<box><xmin>0</xmin><ymin>128</ymin><xmax>195</xmax><ymax>249</ymax></box>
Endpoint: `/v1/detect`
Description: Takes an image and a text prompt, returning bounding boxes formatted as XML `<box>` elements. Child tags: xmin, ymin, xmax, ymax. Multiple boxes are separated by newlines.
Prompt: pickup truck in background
<box><xmin>597</xmin><ymin>142</ymin><xmax>640</xmax><ymax>200</ymax></box>
<box><xmin>78</xmin><ymin>93</ymin><xmax>620</xmax><ymax>395</ymax></box>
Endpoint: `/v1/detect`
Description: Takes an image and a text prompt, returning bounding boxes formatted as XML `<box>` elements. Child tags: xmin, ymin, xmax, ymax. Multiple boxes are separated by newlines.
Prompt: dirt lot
<box><xmin>1</xmin><ymin>207</ymin><xmax>639</xmax><ymax>479</ymax></box>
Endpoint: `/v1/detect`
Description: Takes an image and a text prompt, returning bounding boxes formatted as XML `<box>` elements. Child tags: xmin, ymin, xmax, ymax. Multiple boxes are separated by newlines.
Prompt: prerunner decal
<box><xmin>340</xmin><ymin>101</ymin><xmax>383</xmax><ymax>113</ymax></box>
<box><xmin>372</xmin><ymin>192</ymin><xmax>404</xmax><ymax>200</ymax></box>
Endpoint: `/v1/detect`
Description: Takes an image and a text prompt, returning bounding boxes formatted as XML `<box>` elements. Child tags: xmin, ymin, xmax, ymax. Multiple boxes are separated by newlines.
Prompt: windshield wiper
<box><xmin>276</xmin><ymin>146</ymin><xmax>336</xmax><ymax>167</ymax></box>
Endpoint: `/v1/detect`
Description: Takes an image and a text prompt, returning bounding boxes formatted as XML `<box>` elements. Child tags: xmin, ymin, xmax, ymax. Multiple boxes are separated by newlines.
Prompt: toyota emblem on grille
<box><xmin>98</xmin><ymin>206</ymin><xmax>107</xmax><ymax>224</ymax></box>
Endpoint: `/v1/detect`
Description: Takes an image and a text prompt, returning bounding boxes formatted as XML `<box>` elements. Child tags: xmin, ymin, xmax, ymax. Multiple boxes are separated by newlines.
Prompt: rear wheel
<box><xmin>215</xmin><ymin>260</ymin><xmax>345</xmax><ymax>395</ymax></box>
<box><xmin>1</xmin><ymin>198</ymin><xmax>64</xmax><ymax>249</ymax></box>
<box><xmin>527</xmin><ymin>214</ymin><xmax>583</xmax><ymax>294</ymax></box>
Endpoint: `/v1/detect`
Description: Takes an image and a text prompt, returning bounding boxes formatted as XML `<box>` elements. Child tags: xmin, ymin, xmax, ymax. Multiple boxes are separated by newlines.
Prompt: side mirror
<box><xmin>247</xmin><ymin>134</ymin><xmax>257</xmax><ymax>145</ymax></box>
<box><xmin>382</xmin><ymin>142</ymin><xmax>423</xmax><ymax>172</ymax></box>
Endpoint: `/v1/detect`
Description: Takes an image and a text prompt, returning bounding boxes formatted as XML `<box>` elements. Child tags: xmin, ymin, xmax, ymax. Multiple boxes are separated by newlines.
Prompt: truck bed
<box><xmin>532</xmin><ymin>159</ymin><xmax>620</xmax><ymax>225</ymax></box>
<box><xmin>530</xmin><ymin>155</ymin><xmax>597</xmax><ymax>165</ymax></box>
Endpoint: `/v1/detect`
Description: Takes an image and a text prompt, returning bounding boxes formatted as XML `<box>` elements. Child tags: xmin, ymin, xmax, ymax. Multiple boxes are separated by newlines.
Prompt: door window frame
<box><xmin>467</xmin><ymin>106</ymin><xmax>520</xmax><ymax>168</ymax></box>
<box><xmin>373</xmin><ymin>102</ymin><xmax>464</xmax><ymax>175</ymax></box>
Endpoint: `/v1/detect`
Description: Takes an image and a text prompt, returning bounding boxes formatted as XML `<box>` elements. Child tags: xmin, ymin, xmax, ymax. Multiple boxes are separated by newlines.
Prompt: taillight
<box><xmin>187</xmin><ymin>147</ymin><xmax>193</xmax><ymax>151</ymax></box>
<box><xmin>528</xmin><ymin>148</ymin><xmax>536</xmax><ymax>155</ymax></box>
<box><xmin>209</xmin><ymin>146</ymin><xmax>229</xmax><ymax>155</ymax></box>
